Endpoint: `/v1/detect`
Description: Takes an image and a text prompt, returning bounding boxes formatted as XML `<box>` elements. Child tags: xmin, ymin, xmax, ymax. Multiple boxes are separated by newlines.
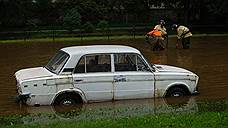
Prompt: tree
<box><xmin>55</xmin><ymin>0</ymin><xmax>102</xmax><ymax>23</ymax></box>
<box><xmin>0</xmin><ymin>0</ymin><xmax>34</xmax><ymax>27</ymax></box>
<box><xmin>122</xmin><ymin>0</ymin><xmax>150</xmax><ymax>23</ymax></box>
<box><xmin>34</xmin><ymin>0</ymin><xmax>56</xmax><ymax>25</ymax></box>
<box><xmin>97</xmin><ymin>20</ymin><xmax>109</xmax><ymax>31</ymax></box>
<box><xmin>83</xmin><ymin>22</ymin><xmax>95</xmax><ymax>33</ymax></box>
<box><xmin>97</xmin><ymin>20</ymin><xmax>109</xmax><ymax>36</ymax></box>
<box><xmin>202</xmin><ymin>0</ymin><xmax>228</xmax><ymax>25</ymax></box>
<box><xmin>63</xmin><ymin>8</ymin><xmax>81</xmax><ymax>32</ymax></box>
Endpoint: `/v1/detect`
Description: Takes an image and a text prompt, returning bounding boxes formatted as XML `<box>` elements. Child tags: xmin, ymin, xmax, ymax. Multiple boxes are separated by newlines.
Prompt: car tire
<box><xmin>166</xmin><ymin>87</ymin><xmax>187</xmax><ymax>97</ymax></box>
<box><xmin>54</xmin><ymin>93</ymin><xmax>82</xmax><ymax>106</ymax></box>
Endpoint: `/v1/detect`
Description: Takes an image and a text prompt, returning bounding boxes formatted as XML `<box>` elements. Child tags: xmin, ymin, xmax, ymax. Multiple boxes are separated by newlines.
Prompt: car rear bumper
<box><xmin>16</xmin><ymin>93</ymin><xmax>31</xmax><ymax>103</ymax></box>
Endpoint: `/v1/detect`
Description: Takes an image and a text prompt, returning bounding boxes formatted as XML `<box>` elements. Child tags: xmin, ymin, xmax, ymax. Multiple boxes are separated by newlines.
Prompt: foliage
<box><xmin>63</xmin><ymin>8</ymin><xmax>81</xmax><ymax>31</ymax></box>
<box><xmin>97</xmin><ymin>20</ymin><xmax>109</xmax><ymax>31</ymax></box>
<box><xmin>1</xmin><ymin>110</ymin><xmax>228</xmax><ymax>128</ymax></box>
<box><xmin>0</xmin><ymin>0</ymin><xmax>33</xmax><ymax>27</ymax></box>
<box><xmin>56</xmin><ymin>0</ymin><xmax>104</xmax><ymax>23</ymax></box>
<box><xmin>0</xmin><ymin>115</ymin><xmax>23</xmax><ymax>126</ymax></box>
<box><xmin>34</xmin><ymin>0</ymin><xmax>56</xmax><ymax>25</ymax></box>
<box><xmin>83</xmin><ymin>22</ymin><xmax>95</xmax><ymax>33</ymax></box>
<box><xmin>0</xmin><ymin>0</ymin><xmax>228</xmax><ymax>29</ymax></box>
<box><xmin>26</xmin><ymin>20</ymin><xmax>38</xmax><ymax>30</ymax></box>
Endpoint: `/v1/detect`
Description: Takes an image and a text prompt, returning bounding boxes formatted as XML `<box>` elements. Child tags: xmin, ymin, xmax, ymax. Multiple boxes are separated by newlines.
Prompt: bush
<box><xmin>63</xmin><ymin>8</ymin><xmax>81</xmax><ymax>32</ymax></box>
<box><xmin>83</xmin><ymin>22</ymin><xmax>95</xmax><ymax>33</ymax></box>
<box><xmin>97</xmin><ymin>20</ymin><xmax>109</xmax><ymax>31</ymax></box>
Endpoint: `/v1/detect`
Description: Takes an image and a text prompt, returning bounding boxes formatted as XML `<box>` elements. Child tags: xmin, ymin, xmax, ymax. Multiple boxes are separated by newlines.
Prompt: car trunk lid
<box><xmin>15</xmin><ymin>67</ymin><xmax>53</xmax><ymax>82</ymax></box>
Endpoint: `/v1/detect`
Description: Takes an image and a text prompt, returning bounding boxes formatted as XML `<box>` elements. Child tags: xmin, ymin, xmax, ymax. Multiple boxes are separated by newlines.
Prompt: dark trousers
<box><xmin>182</xmin><ymin>37</ymin><xmax>190</xmax><ymax>49</ymax></box>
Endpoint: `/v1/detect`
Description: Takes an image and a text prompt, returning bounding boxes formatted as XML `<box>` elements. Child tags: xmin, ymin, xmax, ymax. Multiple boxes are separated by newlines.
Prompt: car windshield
<box><xmin>45</xmin><ymin>50</ymin><xmax>69</xmax><ymax>74</ymax></box>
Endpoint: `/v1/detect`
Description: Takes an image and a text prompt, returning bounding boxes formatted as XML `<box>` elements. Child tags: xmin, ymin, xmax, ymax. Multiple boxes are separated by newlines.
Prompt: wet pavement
<box><xmin>0</xmin><ymin>36</ymin><xmax>228</xmax><ymax>116</ymax></box>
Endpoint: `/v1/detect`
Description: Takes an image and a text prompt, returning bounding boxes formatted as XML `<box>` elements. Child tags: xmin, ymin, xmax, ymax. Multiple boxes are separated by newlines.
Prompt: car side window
<box><xmin>136</xmin><ymin>55</ymin><xmax>151</xmax><ymax>72</ymax></box>
<box><xmin>74</xmin><ymin>54</ymin><xmax>111</xmax><ymax>73</ymax></box>
<box><xmin>74</xmin><ymin>56</ymin><xmax>85</xmax><ymax>73</ymax></box>
<box><xmin>114</xmin><ymin>53</ymin><xmax>150</xmax><ymax>72</ymax></box>
<box><xmin>114</xmin><ymin>53</ymin><xmax>137</xmax><ymax>71</ymax></box>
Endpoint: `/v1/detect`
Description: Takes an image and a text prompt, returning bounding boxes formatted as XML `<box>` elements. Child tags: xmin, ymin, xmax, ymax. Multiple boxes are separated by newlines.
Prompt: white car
<box><xmin>15</xmin><ymin>45</ymin><xmax>199</xmax><ymax>106</ymax></box>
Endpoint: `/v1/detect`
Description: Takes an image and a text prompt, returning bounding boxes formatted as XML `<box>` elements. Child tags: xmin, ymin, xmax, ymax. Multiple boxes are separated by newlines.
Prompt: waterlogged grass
<box><xmin>0</xmin><ymin>99</ymin><xmax>228</xmax><ymax>128</ymax></box>
<box><xmin>1</xmin><ymin>111</ymin><xmax>228</xmax><ymax>128</ymax></box>
<box><xmin>0</xmin><ymin>35</ymin><xmax>145</xmax><ymax>44</ymax></box>
<box><xmin>46</xmin><ymin>111</ymin><xmax>228</xmax><ymax>128</ymax></box>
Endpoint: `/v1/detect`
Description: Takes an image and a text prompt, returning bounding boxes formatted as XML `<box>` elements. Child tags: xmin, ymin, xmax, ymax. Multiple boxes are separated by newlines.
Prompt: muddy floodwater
<box><xmin>0</xmin><ymin>36</ymin><xmax>228</xmax><ymax>116</ymax></box>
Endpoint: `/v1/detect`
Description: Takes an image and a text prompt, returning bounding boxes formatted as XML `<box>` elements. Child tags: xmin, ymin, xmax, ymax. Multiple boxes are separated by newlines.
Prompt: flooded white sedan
<box><xmin>15</xmin><ymin>45</ymin><xmax>199</xmax><ymax>106</ymax></box>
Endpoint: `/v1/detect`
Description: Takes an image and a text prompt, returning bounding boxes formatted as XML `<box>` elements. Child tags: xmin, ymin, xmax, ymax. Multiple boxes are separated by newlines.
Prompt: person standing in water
<box><xmin>172</xmin><ymin>24</ymin><xmax>192</xmax><ymax>49</ymax></box>
<box><xmin>146</xmin><ymin>20</ymin><xmax>168</xmax><ymax>51</ymax></box>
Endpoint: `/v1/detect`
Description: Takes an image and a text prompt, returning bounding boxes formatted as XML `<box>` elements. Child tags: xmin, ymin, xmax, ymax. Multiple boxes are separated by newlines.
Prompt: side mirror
<box><xmin>151</xmin><ymin>64</ymin><xmax>156</xmax><ymax>72</ymax></box>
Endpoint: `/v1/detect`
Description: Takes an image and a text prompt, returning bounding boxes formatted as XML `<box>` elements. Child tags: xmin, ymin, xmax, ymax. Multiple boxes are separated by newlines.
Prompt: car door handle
<box><xmin>74</xmin><ymin>79</ymin><xmax>83</xmax><ymax>82</ymax></box>
<box><xmin>114</xmin><ymin>75</ymin><xmax>126</xmax><ymax>82</ymax></box>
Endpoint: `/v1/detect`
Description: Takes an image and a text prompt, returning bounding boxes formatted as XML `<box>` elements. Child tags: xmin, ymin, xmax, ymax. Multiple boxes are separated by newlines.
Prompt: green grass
<box><xmin>1</xmin><ymin>111</ymin><xmax>228</xmax><ymax>128</ymax></box>
<box><xmin>1</xmin><ymin>33</ymin><xmax>228</xmax><ymax>44</ymax></box>
<box><xmin>0</xmin><ymin>99</ymin><xmax>228</xmax><ymax>128</ymax></box>
<box><xmin>0</xmin><ymin>35</ymin><xmax>145</xmax><ymax>44</ymax></box>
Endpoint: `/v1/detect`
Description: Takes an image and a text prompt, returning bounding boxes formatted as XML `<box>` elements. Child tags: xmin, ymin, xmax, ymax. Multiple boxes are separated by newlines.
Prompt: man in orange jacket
<box><xmin>146</xmin><ymin>20</ymin><xmax>168</xmax><ymax>51</ymax></box>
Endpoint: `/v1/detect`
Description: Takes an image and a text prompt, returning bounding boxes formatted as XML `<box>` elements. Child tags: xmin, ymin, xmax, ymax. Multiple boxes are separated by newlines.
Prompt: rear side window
<box><xmin>74</xmin><ymin>54</ymin><xmax>111</xmax><ymax>73</ymax></box>
<box><xmin>45</xmin><ymin>51</ymin><xmax>69</xmax><ymax>74</ymax></box>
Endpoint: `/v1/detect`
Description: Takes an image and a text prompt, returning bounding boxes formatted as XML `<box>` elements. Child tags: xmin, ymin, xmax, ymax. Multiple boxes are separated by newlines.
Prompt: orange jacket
<box><xmin>147</xmin><ymin>29</ymin><xmax>162</xmax><ymax>37</ymax></box>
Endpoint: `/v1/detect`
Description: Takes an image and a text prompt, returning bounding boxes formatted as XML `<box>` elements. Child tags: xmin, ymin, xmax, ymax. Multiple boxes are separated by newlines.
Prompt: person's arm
<box><xmin>155</xmin><ymin>25</ymin><xmax>167</xmax><ymax>36</ymax></box>
<box><xmin>177</xmin><ymin>28</ymin><xmax>184</xmax><ymax>39</ymax></box>
<box><xmin>176</xmin><ymin>38</ymin><xmax>180</xmax><ymax>48</ymax></box>
<box><xmin>160</xmin><ymin>29</ymin><xmax>167</xmax><ymax>35</ymax></box>
<box><xmin>180</xmin><ymin>27</ymin><xmax>190</xmax><ymax>38</ymax></box>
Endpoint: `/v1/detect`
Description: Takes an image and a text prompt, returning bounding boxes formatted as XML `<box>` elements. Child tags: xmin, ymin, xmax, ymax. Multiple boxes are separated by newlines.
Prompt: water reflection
<box><xmin>26</xmin><ymin>97</ymin><xmax>197</xmax><ymax>121</ymax></box>
<box><xmin>175</xmin><ymin>50</ymin><xmax>193</xmax><ymax>69</ymax></box>
<box><xmin>151</xmin><ymin>51</ymin><xmax>168</xmax><ymax>64</ymax></box>
<box><xmin>1</xmin><ymin>97</ymin><xmax>227</xmax><ymax>126</ymax></box>
<box><xmin>20</xmin><ymin>97</ymin><xmax>227</xmax><ymax>125</ymax></box>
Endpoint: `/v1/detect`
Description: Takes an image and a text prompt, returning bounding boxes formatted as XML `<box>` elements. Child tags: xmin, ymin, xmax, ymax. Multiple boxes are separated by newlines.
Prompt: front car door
<box><xmin>72</xmin><ymin>54</ymin><xmax>113</xmax><ymax>102</ymax></box>
<box><xmin>113</xmin><ymin>53</ymin><xmax>155</xmax><ymax>100</ymax></box>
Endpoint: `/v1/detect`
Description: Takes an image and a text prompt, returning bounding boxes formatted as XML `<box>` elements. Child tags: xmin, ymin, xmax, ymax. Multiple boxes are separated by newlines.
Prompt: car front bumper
<box><xmin>191</xmin><ymin>87</ymin><xmax>200</xmax><ymax>95</ymax></box>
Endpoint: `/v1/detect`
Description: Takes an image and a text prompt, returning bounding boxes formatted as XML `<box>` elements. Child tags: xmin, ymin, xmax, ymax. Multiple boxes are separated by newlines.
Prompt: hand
<box><xmin>176</xmin><ymin>43</ymin><xmax>179</xmax><ymax>48</ymax></box>
<box><xmin>163</xmin><ymin>34</ymin><xmax>168</xmax><ymax>38</ymax></box>
<box><xmin>176</xmin><ymin>39</ymin><xmax>180</xmax><ymax>48</ymax></box>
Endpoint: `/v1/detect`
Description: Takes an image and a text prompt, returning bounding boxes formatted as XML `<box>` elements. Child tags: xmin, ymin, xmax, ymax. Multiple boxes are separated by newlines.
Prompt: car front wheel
<box><xmin>166</xmin><ymin>87</ymin><xmax>187</xmax><ymax>97</ymax></box>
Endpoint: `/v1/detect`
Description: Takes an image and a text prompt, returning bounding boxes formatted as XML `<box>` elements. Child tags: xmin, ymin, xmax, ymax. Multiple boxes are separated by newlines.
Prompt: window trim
<box><xmin>45</xmin><ymin>50</ymin><xmax>70</xmax><ymax>75</ymax></box>
<box><xmin>73</xmin><ymin>53</ymin><xmax>112</xmax><ymax>74</ymax></box>
<box><xmin>113</xmin><ymin>53</ymin><xmax>151</xmax><ymax>72</ymax></box>
<box><xmin>73</xmin><ymin>52</ymin><xmax>153</xmax><ymax>74</ymax></box>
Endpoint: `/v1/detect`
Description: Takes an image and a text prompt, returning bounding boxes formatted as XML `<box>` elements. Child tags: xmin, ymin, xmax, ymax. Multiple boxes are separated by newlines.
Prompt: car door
<box><xmin>113</xmin><ymin>53</ymin><xmax>155</xmax><ymax>100</ymax></box>
<box><xmin>72</xmin><ymin>54</ymin><xmax>114</xmax><ymax>102</ymax></box>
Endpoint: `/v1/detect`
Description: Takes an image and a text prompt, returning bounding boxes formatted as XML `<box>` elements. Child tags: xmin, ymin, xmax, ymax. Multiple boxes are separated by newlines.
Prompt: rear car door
<box><xmin>72</xmin><ymin>54</ymin><xmax>114</xmax><ymax>102</ymax></box>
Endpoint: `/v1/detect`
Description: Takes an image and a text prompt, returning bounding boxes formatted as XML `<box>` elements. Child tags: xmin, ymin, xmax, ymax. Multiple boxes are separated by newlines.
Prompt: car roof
<box><xmin>61</xmin><ymin>45</ymin><xmax>141</xmax><ymax>55</ymax></box>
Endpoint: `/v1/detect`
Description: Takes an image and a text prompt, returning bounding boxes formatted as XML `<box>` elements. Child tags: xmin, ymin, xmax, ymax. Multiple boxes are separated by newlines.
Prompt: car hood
<box><xmin>154</xmin><ymin>64</ymin><xmax>193</xmax><ymax>74</ymax></box>
<box><xmin>15</xmin><ymin>67</ymin><xmax>53</xmax><ymax>82</ymax></box>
